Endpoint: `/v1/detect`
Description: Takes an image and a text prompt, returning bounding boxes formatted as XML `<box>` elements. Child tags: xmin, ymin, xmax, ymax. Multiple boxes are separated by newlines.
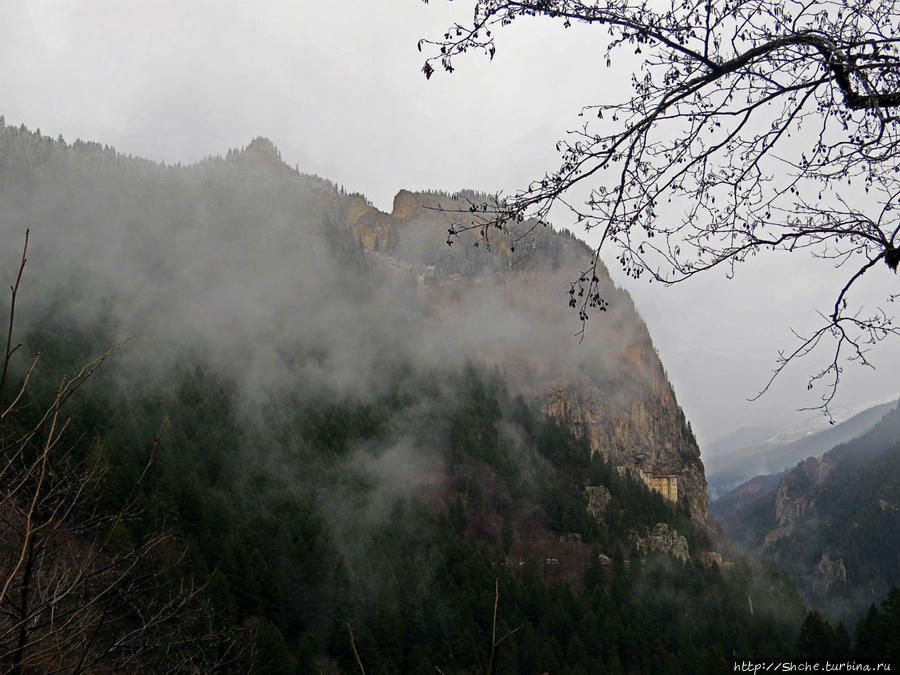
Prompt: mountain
<box><xmin>0</xmin><ymin>119</ymin><xmax>839</xmax><ymax>671</ymax></box>
<box><xmin>706</xmin><ymin>400</ymin><xmax>897</xmax><ymax>499</ymax></box>
<box><xmin>1</xmin><ymin>120</ymin><xmax>711</xmax><ymax>527</ymax></box>
<box><xmin>714</xmin><ymin>401</ymin><xmax>900</xmax><ymax>620</ymax></box>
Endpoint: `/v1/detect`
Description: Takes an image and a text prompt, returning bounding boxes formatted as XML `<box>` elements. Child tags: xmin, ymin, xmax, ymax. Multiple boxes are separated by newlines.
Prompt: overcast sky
<box><xmin>1</xmin><ymin>0</ymin><xmax>897</xmax><ymax>451</ymax></box>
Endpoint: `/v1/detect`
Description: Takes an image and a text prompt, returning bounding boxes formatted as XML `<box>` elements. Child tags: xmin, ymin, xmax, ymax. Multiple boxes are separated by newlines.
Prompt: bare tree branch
<box><xmin>0</xmin><ymin>238</ymin><xmax>249</xmax><ymax>672</ymax></box>
<box><xmin>422</xmin><ymin>0</ymin><xmax>900</xmax><ymax>414</ymax></box>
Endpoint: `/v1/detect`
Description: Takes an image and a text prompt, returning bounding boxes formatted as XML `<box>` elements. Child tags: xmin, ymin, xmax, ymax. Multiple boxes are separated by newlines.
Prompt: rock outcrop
<box><xmin>585</xmin><ymin>485</ymin><xmax>612</xmax><ymax>519</ymax></box>
<box><xmin>811</xmin><ymin>552</ymin><xmax>848</xmax><ymax>596</ymax></box>
<box><xmin>762</xmin><ymin>454</ymin><xmax>835</xmax><ymax>550</ymax></box>
<box><xmin>633</xmin><ymin>523</ymin><xmax>690</xmax><ymax>562</ymax></box>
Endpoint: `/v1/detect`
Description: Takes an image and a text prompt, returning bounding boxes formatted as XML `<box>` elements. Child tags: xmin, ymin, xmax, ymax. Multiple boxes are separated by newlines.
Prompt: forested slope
<box><xmin>1</xmin><ymin>120</ymin><xmax>895</xmax><ymax>672</ymax></box>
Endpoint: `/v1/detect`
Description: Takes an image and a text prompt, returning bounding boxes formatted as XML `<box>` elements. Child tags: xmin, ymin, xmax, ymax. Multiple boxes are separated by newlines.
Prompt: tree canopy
<box><xmin>421</xmin><ymin>0</ymin><xmax>900</xmax><ymax>412</ymax></box>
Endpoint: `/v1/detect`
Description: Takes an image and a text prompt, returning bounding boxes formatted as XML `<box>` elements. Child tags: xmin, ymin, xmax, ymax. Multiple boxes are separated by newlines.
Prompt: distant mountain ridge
<box><xmin>705</xmin><ymin>424</ymin><xmax>782</xmax><ymax>458</ymax></box>
<box><xmin>713</xmin><ymin>400</ymin><xmax>900</xmax><ymax>619</ymax></box>
<box><xmin>706</xmin><ymin>399</ymin><xmax>898</xmax><ymax>499</ymax></box>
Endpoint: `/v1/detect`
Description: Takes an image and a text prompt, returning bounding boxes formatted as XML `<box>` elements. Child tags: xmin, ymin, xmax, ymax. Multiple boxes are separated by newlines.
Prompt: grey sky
<box><xmin>2</xmin><ymin>0</ymin><xmax>897</xmax><ymax>450</ymax></box>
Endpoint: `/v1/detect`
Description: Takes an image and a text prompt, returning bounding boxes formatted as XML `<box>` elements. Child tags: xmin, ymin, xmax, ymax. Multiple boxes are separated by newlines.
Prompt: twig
<box><xmin>347</xmin><ymin>622</ymin><xmax>366</xmax><ymax>675</ymax></box>
<box><xmin>0</xmin><ymin>229</ymin><xmax>29</xmax><ymax>412</ymax></box>
<box><xmin>487</xmin><ymin>579</ymin><xmax>499</xmax><ymax>675</ymax></box>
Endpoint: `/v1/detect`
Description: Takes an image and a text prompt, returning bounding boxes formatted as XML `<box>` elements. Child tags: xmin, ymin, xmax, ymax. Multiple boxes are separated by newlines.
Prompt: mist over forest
<box><xmin>5</xmin><ymin>0</ymin><xmax>900</xmax><ymax>670</ymax></box>
<box><xmin>0</xmin><ymin>117</ymin><xmax>898</xmax><ymax>673</ymax></box>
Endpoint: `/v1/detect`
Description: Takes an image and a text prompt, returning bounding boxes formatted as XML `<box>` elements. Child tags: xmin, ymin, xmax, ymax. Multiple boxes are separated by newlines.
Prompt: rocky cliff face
<box><xmin>349</xmin><ymin>190</ymin><xmax>711</xmax><ymax>527</ymax></box>
<box><xmin>633</xmin><ymin>523</ymin><xmax>690</xmax><ymax>562</ymax></box>
<box><xmin>762</xmin><ymin>455</ymin><xmax>835</xmax><ymax>549</ymax></box>
<box><xmin>542</xmin><ymin>363</ymin><xmax>708</xmax><ymax>527</ymax></box>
